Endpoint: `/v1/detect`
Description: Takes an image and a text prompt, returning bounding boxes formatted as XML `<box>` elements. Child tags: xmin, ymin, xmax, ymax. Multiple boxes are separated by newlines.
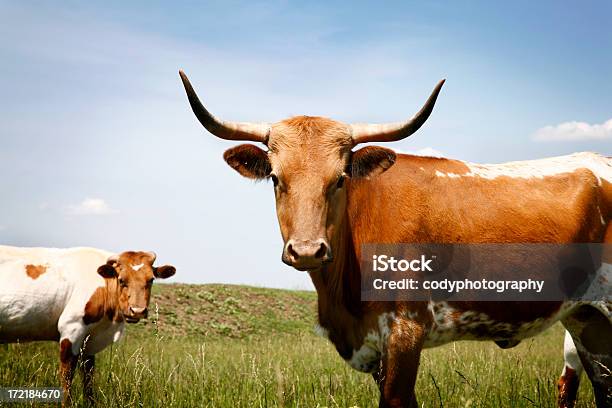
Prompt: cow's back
<box><xmin>0</xmin><ymin>246</ymin><xmax>111</xmax><ymax>342</ymax></box>
<box><xmin>349</xmin><ymin>152</ymin><xmax>611</xmax><ymax>245</ymax></box>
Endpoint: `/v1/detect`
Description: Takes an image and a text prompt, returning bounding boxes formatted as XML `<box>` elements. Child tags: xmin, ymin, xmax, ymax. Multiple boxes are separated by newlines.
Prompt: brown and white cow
<box><xmin>0</xmin><ymin>246</ymin><xmax>176</xmax><ymax>405</ymax></box>
<box><xmin>180</xmin><ymin>71</ymin><xmax>611</xmax><ymax>407</ymax></box>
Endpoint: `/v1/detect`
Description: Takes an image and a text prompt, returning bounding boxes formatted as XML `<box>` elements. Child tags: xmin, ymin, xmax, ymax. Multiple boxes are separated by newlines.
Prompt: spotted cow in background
<box><xmin>0</xmin><ymin>246</ymin><xmax>176</xmax><ymax>405</ymax></box>
<box><xmin>180</xmin><ymin>70</ymin><xmax>612</xmax><ymax>407</ymax></box>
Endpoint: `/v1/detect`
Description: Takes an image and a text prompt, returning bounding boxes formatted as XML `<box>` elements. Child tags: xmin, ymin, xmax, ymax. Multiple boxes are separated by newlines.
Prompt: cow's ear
<box><xmin>97</xmin><ymin>263</ymin><xmax>117</xmax><ymax>279</ymax></box>
<box><xmin>154</xmin><ymin>265</ymin><xmax>176</xmax><ymax>279</ymax></box>
<box><xmin>349</xmin><ymin>146</ymin><xmax>396</xmax><ymax>179</ymax></box>
<box><xmin>223</xmin><ymin>144</ymin><xmax>271</xmax><ymax>179</ymax></box>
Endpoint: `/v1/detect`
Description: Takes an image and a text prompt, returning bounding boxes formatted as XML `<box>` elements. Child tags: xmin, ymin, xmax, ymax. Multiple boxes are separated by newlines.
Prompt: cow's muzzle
<box><xmin>125</xmin><ymin>306</ymin><xmax>148</xmax><ymax>323</ymax></box>
<box><xmin>282</xmin><ymin>238</ymin><xmax>333</xmax><ymax>271</ymax></box>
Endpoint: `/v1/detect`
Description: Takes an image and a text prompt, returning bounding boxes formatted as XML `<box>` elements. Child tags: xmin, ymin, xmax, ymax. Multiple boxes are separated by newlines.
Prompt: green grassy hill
<box><xmin>133</xmin><ymin>283</ymin><xmax>317</xmax><ymax>339</ymax></box>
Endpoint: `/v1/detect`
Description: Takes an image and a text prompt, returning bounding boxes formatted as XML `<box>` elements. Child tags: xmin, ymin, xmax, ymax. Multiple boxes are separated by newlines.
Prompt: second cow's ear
<box><xmin>223</xmin><ymin>144</ymin><xmax>271</xmax><ymax>179</ymax></box>
<box><xmin>97</xmin><ymin>262</ymin><xmax>117</xmax><ymax>279</ymax></box>
<box><xmin>349</xmin><ymin>146</ymin><xmax>397</xmax><ymax>179</ymax></box>
<box><xmin>154</xmin><ymin>265</ymin><xmax>176</xmax><ymax>279</ymax></box>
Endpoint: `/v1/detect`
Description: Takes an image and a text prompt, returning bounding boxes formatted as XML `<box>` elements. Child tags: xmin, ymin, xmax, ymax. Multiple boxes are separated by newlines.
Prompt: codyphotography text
<box><xmin>361</xmin><ymin>244</ymin><xmax>611</xmax><ymax>302</ymax></box>
<box><xmin>371</xmin><ymin>255</ymin><xmax>544</xmax><ymax>293</ymax></box>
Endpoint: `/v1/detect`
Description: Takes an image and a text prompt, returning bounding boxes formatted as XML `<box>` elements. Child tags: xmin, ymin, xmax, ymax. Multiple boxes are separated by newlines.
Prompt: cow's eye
<box><xmin>147</xmin><ymin>278</ymin><xmax>154</xmax><ymax>286</ymax></box>
<box><xmin>269</xmin><ymin>174</ymin><xmax>279</xmax><ymax>187</ymax></box>
<box><xmin>336</xmin><ymin>174</ymin><xmax>346</xmax><ymax>189</ymax></box>
<box><xmin>119</xmin><ymin>278</ymin><xmax>127</xmax><ymax>287</ymax></box>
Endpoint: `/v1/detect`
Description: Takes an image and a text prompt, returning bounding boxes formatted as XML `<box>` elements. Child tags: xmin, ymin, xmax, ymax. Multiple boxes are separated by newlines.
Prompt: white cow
<box><xmin>0</xmin><ymin>246</ymin><xmax>176</xmax><ymax>405</ymax></box>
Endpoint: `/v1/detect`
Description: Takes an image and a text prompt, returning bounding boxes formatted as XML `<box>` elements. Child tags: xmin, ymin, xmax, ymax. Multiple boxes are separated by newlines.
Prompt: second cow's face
<box><xmin>97</xmin><ymin>251</ymin><xmax>175</xmax><ymax>323</ymax></box>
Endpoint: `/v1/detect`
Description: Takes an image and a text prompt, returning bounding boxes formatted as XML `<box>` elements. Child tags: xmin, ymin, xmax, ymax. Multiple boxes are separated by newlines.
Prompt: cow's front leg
<box><xmin>376</xmin><ymin>319</ymin><xmax>425</xmax><ymax>408</ymax></box>
<box><xmin>81</xmin><ymin>354</ymin><xmax>95</xmax><ymax>405</ymax></box>
<box><xmin>59</xmin><ymin>338</ymin><xmax>78</xmax><ymax>406</ymax></box>
<box><xmin>57</xmin><ymin>314</ymin><xmax>89</xmax><ymax>407</ymax></box>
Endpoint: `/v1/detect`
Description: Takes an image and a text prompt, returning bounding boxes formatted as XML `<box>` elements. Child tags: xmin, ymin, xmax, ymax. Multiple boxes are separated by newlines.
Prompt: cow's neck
<box><xmin>103</xmin><ymin>278</ymin><xmax>123</xmax><ymax>322</ymax></box>
<box><xmin>309</xmin><ymin>204</ymin><xmax>362</xmax><ymax>328</ymax></box>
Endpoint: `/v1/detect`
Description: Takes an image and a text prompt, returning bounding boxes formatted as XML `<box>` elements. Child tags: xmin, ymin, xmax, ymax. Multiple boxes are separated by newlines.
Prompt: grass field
<box><xmin>0</xmin><ymin>284</ymin><xmax>595</xmax><ymax>407</ymax></box>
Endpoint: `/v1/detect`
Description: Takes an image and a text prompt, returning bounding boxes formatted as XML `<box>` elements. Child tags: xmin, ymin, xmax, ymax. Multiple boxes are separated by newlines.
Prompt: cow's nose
<box><xmin>283</xmin><ymin>239</ymin><xmax>332</xmax><ymax>270</ymax></box>
<box><xmin>129</xmin><ymin>306</ymin><xmax>147</xmax><ymax>316</ymax></box>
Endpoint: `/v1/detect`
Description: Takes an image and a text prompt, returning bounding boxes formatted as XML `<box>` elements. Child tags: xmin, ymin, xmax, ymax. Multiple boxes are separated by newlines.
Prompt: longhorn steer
<box><xmin>180</xmin><ymin>70</ymin><xmax>611</xmax><ymax>407</ymax></box>
<box><xmin>0</xmin><ymin>246</ymin><xmax>176</xmax><ymax>405</ymax></box>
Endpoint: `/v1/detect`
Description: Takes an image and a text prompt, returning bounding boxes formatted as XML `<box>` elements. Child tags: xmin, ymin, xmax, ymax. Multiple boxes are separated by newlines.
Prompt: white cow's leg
<box><xmin>58</xmin><ymin>337</ymin><xmax>78</xmax><ymax>406</ymax></box>
<box><xmin>57</xmin><ymin>315</ymin><xmax>89</xmax><ymax>406</ymax></box>
<box><xmin>557</xmin><ymin>330</ymin><xmax>584</xmax><ymax>408</ymax></box>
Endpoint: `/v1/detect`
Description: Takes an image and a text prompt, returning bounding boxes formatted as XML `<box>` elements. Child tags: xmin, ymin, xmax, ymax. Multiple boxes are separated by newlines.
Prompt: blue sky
<box><xmin>1</xmin><ymin>1</ymin><xmax>610</xmax><ymax>288</ymax></box>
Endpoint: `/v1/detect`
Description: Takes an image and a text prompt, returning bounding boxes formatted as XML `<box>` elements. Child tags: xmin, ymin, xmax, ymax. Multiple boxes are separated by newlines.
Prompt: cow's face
<box><xmin>97</xmin><ymin>252</ymin><xmax>176</xmax><ymax>322</ymax></box>
<box><xmin>223</xmin><ymin>118</ymin><xmax>396</xmax><ymax>271</ymax></box>
<box><xmin>179</xmin><ymin>70</ymin><xmax>444</xmax><ymax>271</ymax></box>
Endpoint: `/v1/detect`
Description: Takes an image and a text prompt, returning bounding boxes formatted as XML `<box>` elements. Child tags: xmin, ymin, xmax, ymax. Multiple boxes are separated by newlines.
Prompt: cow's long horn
<box><xmin>179</xmin><ymin>70</ymin><xmax>270</xmax><ymax>143</ymax></box>
<box><xmin>350</xmin><ymin>79</ymin><xmax>445</xmax><ymax>144</ymax></box>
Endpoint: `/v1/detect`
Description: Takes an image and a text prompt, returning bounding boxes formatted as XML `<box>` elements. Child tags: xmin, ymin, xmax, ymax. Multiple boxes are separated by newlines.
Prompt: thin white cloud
<box><xmin>411</xmin><ymin>147</ymin><xmax>445</xmax><ymax>157</ymax></box>
<box><xmin>67</xmin><ymin>198</ymin><xmax>117</xmax><ymax>215</ymax></box>
<box><xmin>395</xmin><ymin>147</ymin><xmax>445</xmax><ymax>157</ymax></box>
<box><xmin>533</xmin><ymin>118</ymin><xmax>612</xmax><ymax>141</ymax></box>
